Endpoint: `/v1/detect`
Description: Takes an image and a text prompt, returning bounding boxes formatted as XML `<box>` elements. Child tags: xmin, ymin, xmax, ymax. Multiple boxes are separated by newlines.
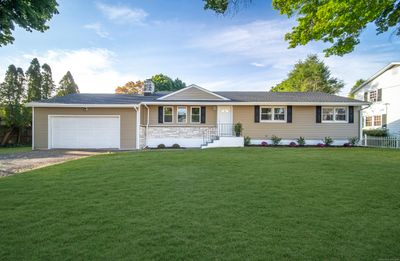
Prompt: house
<box><xmin>26</xmin><ymin>82</ymin><xmax>367</xmax><ymax>150</ymax></box>
<box><xmin>352</xmin><ymin>62</ymin><xmax>400</xmax><ymax>136</ymax></box>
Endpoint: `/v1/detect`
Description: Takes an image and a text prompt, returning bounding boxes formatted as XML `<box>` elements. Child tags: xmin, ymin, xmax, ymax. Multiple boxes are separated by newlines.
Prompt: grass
<box><xmin>0</xmin><ymin>146</ymin><xmax>31</xmax><ymax>154</ymax></box>
<box><xmin>0</xmin><ymin>147</ymin><xmax>399</xmax><ymax>260</ymax></box>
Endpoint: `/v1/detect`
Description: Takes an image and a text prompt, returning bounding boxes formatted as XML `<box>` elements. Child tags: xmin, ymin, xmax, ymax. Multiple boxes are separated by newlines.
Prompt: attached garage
<box><xmin>48</xmin><ymin>115</ymin><xmax>120</xmax><ymax>149</ymax></box>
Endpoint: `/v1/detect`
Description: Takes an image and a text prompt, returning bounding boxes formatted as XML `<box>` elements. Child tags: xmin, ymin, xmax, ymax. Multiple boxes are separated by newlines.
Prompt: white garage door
<box><xmin>49</xmin><ymin>116</ymin><xmax>120</xmax><ymax>149</ymax></box>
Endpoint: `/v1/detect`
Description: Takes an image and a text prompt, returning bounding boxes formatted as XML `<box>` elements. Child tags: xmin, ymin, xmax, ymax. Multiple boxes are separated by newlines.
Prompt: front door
<box><xmin>217</xmin><ymin>106</ymin><xmax>233</xmax><ymax>136</ymax></box>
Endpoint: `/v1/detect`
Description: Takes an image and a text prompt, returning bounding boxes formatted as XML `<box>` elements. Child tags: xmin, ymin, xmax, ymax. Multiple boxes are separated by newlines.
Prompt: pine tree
<box><xmin>0</xmin><ymin>65</ymin><xmax>26</xmax><ymax>145</ymax></box>
<box><xmin>57</xmin><ymin>71</ymin><xmax>79</xmax><ymax>96</ymax></box>
<box><xmin>41</xmin><ymin>63</ymin><xmax>55</xmax><ymax>99</ymax></box>
<box><xmin>26</xmin><ymin>58</ymin><xmax>42</xmax><ymax>101</ymax></box>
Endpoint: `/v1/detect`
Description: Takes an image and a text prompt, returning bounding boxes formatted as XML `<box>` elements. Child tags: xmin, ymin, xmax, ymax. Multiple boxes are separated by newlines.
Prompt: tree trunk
<box><xmin>1</xmin><ymin>127</ymin><xmax>14</xmax><ymax>146</ymax></box>
<box><xmin>17</xmin><ymin>127</ymin><xmax>21</xmax><ymax>145</ymax></box>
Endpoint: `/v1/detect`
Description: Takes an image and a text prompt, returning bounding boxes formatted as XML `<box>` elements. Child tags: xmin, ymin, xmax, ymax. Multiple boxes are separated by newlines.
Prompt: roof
<box><xmin>27</xmin><ymin>86</ymin><xmax>367</xmax><ymax>107</ymax></box>
<box><xmin>351</xmin><ymin>62</ymin><xmax>400</xmax><ymax>94</ymax></box>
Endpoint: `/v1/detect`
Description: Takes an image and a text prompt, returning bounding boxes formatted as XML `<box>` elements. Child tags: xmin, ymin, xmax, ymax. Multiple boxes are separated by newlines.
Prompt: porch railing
<box><xmin>361</xmin><ymin>134</ymin><xmax>400</xmax><ymax>149</ymax></box>
<box><xmin>202</xmin><ymin>124</ymin><xmax>236</xmax><ymax>146</ymax></box>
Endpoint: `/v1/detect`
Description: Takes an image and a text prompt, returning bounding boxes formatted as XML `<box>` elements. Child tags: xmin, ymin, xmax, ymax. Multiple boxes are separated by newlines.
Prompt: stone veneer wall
<box><xmin>139</xmin><ymin>126</ymin><xmax>146</xmax><ymax>149</ymax></box>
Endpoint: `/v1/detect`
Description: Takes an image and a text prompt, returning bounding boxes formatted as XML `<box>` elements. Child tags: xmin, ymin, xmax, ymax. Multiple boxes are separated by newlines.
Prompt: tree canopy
<box><xmin>26</xmin><ymin>58</ymin><xmax>42</xmax><ymax>102</ymax></box>
<box><xmin>348</xmin><ymin>79</ymin><xmax>365</xmax><ymax>98</ymax></box>
<box><xmin>270</xmin><ymin>55</ymin><xmax>344</xmax><ymax>94</ymax></box>
<box><xmin>41</xmin><ymin>63</ymin><xmax>55</xmax><ymax>99</ymax></box>
<box><xmin>115</xmin><ymin>75</ymin><xmax>186</xmax><ymax>94</ymax></box>
<box><xmin>0</xmin><ymin>0</ymin><xmax>59</xmax><ymax>46</ymax></box>
<box><xmin>203</xmin><ymin>0</ymin><xmax>400</xmax><ymax>56</ymax></box>
<box><xmin>57</xmin><ymin>71</ymin><xmax>79</xmax><ymax>96</ymax></box>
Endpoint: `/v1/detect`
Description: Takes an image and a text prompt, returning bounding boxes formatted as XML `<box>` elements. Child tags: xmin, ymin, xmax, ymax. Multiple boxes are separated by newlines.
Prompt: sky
<box><xmin>1</xmin><ymin>0</ymin><xmax>400</xmax><ymax>96</ymax></box>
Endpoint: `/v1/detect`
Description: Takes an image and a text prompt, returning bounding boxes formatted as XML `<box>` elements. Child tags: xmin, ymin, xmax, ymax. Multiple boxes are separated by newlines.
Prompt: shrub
<box><xmin>271</xmin><ymin>135</ymin><xmax>282</xmax><ymax>146</ymax></box>
<box><xmin>157</xmin><ymin>144</ymin><xmax>166</xmax><ymax>149</ymax></box>
<box><xmin>323</xmin><ymin>136</ymin><xmax>333</xmax><ymax>146</ymax></box>
<box><xmin>296</xmin><ymin>136</ymin><xmax>306</xmax><ymax>146</ymax></box>
<box><xmin>343</xmin><ymin>143</ymin><xmax>351</xmax><ymax>147</ymax></box>
<box><xmin>348</xmin><ymin>137</ymin><xmax>358</xmax><ymax>146</ymax></box>
<box><xmin>289</xmin><ymin>141</ymin><xmax>297</xmax><ymax>147</ymax></box>
<box><xmin>172</xmin><ymin>143</ymin><xmax>180</xmax><ymax>149</ymax></box>
<box><xmin>363</xmin><ymin>128</ymin><xmax>388</xmax><ymax>137</ymax></box>
<box><xmin>316</xmin><ymin>143</ymin><xmax>325</xmax><ymax>147</ymax></box>
<box><xmin>261</xmin><ymin>141</ymin><xmax>268</xmax><ymax>146</ymax></box>
<box><xmin>234</xmin><ymin>122</ymin><xmax>243</xmax><ymax>137</ymax></box>
<box><xmin>244</xmin><ymin>136</ymin><xmax>251</xmax><ymax>146</ymax></box>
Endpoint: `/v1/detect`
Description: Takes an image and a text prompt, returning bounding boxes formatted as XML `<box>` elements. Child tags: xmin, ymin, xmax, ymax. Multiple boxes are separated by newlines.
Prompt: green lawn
<box><xmin>0</xmin><ymin>146</ymin><xmax>31</xmax><ymax>154</ymax></box>
<box><xmin>0</xmin><ymin>148</ymin><xmax>399</xmax><ymax>260</ymax></box>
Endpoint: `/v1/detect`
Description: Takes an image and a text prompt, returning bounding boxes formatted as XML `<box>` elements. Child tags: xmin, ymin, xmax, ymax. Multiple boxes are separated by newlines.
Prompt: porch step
<box><xmin>201</xmin><ymin>137</ymin><xmax>244</xmax><ymax>149</ymax></box>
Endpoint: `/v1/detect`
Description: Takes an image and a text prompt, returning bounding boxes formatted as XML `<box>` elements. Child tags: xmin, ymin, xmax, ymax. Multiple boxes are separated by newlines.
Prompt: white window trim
<box><xmin>177</xmin><ymin>106</ymin><xmax>187</xmax><ymax>124</ymax></box>
<box><xmin>322</xmin><ymin>106</ymin><xmax>348</xmax><ymax>123</ymax></box>
<box><xmin>190</xmin><ymin>106</ymin><xmax>201</xmax><ymax>124</ymax></box>
<box><xmin>163</xmin><ymin>106</ymin><xmax>174</xmax><ymax>123</ymax></box>
<box><xmin>260</xmin><ymin>106</ymin><xmax>286</xmax><ymax>123</ymax></box>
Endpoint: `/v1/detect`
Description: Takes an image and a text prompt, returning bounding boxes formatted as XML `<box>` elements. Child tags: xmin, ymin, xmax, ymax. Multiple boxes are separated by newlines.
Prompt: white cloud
<box><xmin>84</xmin><ymin>23</ymin><xmax>110</xmax><ymax>38</ymax></box>
<box><xmin>96</xmin><ymin>3</ymin><xmax>148</xmax><ymax>24</ymax></box>
<box><xmin>16</xmin><ymin>48</ymin><xmax>140</xmax><ymax>93</ymax></box>
<box><xmin>250</xmin><ymin>62</ymin><xmax>266</xmax><ymax>67</ymax></box>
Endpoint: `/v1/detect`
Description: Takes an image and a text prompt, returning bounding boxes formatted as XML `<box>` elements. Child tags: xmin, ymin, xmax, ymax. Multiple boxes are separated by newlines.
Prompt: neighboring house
<box><xmin>27</xmin><ymin>83</ymin><xmax>366</xmax><ymax>150</ymax></box>
<box><xmin>352</xmin><ymin>62</ymin><xmax>400</xmax><ymax>136</ymax></box>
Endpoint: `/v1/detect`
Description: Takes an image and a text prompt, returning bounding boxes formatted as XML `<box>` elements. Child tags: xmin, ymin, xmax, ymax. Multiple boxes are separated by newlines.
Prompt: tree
<box><xmin>270</xmin><ymin>55</ymin><xmax>344</xmax><ymax>94</ymax></box>
<box><xmin>26</xmin><ymin>58</ymin><xmax>42</xmax><ymax>102</ymax></box>
<box><xmin>57</xmin><ymin>71</ymin><xmax>79</xmax><ymax>96</ymax></box>
<box><xmin>151</xmin><ymin>74</ymin><xmax>186</xmax><ymax>92</ymax></box>
<box><xmin>41</xmin><ymin>63</ymin><xmax>55</xmax><ymax>99</ymax></box>
<box><xmin>0</xmin><ymin>0</ymin><xmax>59</xmax><ymax>46</ymax></box>
<box><xmin>0</xmin><ymin>65</ymin><xmax>26</xmax><ymax>145</ymax></box>
<box><xmin>204</xmin><ymin>0</ymin><xmax>400</xmax><ymax>56</ymax></box>
<box><xmin>348</xmin><ymin>79</ymin><xmax>365</xmax><ymax>98</ymax></box>
<box><xmin>115</xmin><ymin>81</ymin><xmax>144</xmax><ymax>94</ymax></box>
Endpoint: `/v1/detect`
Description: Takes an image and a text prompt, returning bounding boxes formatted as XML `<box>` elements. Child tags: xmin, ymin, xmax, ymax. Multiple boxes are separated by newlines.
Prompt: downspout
<box><xmin>133</xmin><ymin>105</ymin><xmax>140</xmax><ymax>150</ymax></box>
<box><xmin>144</xmin><ymin>104</ymin><xmax>150</xmax><ymax>147</ymax></box>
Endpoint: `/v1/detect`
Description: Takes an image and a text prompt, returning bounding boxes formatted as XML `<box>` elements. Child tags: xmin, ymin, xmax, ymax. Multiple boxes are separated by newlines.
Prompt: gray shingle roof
<box><xmin>32</xmin><ymin>91</ymin><xmax>364</xmax><ymax>104</ymax></box>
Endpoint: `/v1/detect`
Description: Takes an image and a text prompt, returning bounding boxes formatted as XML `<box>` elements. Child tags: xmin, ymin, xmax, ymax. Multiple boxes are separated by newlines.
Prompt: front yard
<box><xmin>0</xmin><ymin>148</ymin><xmax>399</xmax><ymax>260</ymax></box>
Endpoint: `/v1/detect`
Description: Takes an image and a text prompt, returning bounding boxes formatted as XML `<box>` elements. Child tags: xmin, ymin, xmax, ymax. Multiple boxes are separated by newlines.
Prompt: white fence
<box><xmin>361</xmin><ymin>135</ymin><xmax>400</xmax><ymax>149</ymax></box>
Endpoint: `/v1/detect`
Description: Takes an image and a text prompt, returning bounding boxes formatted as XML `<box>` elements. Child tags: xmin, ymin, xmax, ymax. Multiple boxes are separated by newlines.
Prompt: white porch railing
<box><xmin>202</xmin><ymin>124</ymin><xmax>236</xmax><ymax>146</ymax></box>
<box><xmin>361</xmin><ymin>134</ymin><xmax>400</xmax><ymax>149</ymax></box>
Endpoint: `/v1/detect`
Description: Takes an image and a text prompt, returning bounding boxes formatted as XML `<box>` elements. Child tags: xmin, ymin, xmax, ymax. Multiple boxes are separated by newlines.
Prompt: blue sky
<box><xmin>1</xmin><ymin>0</ymin><xmax>399</xmax><ymax>95</ymax></box>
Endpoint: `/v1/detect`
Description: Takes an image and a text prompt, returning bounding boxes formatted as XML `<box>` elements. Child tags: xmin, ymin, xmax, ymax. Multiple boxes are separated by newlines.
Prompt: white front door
<box><xmin>49</xmin><ymin>115</ymin><xmax>120</xmax><ymax>149</ymax></box>
<box><xmin>217</xmin><ymin>106</ymin><xmax>233</xmax><ymax>136</ymax></box>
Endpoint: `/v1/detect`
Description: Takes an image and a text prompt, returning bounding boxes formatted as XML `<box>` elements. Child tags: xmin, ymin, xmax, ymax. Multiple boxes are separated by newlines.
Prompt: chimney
<box><xmin>143</xmin><ymin>79</ymin><xmax>155</xmax><ymax>96</ymax></box>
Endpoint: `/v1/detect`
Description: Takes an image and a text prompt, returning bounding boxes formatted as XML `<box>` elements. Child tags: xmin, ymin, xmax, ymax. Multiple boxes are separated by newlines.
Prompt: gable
<box><xmin>158</xmin><ymin>85</ymin><xmax>229</xmax><ymax>101</ymax></box>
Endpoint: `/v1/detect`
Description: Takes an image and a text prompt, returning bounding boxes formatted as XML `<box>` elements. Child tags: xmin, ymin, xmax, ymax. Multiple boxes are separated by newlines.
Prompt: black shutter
<box><xmin>158</xmin><ymin>106</ymin><xmax>163</xmax><ymax>123</ymax></box>
<box><xmin>348</xmin><ymin>106</ymin><xmax>354</xmax><ymax>123</ymax></box>
<box><xmin>254</xmin><ymin>106</ymin><xmax>260</xmax><ymax>123</ymax></box>
<box><xmin>382</xmin><ymin>114</ymin><xmax>387</xmax><ymax>128</ymax></box>
<box><xmin>287</xmin><ymin>106</ymin><xmax>292</xmax><ymax>123</ymax></box>
<box><xmin>364</xmin><ymin>92</ymin><xmax>368</xmax><ymax>101</ymax></box>
<box><xmin>316</xmin><ymin>106</ymin><xmax>322</xmax><ymax>123</ymax></box>
<box><xmin>200</xmin><ymin>106</ymin><xmax>206</xmax><ymax>123</ymax></box>
<box><xmin>378</xmin><ymin>89</ymin><xmax>382</xmax><ymax>101</ymax></box>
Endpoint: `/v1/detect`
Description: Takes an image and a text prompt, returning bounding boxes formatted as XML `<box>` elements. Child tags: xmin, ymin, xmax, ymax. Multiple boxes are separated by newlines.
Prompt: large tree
<box><xmin>270</xmin><ymin>55</ymin><xmax>344</xmax><ymax>94</ymax></box>
<box><xmin>41</xmin><ymin>63</ymin><xmax>55</xmax><ymax>99</ymax></box>
<box><xmin>151</xmin><ymin>74</ymin><xmax>186</xmax><ymax>92</ymax></box>
<box><xmin>204</xmin><ymin>0</ymin><xmax>400</xmax><ymax>56</ymax></box>
<box><xmin>26</xmin><ymin>58</ymin><xmax>42</xmax><ymax>102</ymax></box>
<box><xmin>348</xmin><ymin>79</ymin><xmax>366</xmax><ymax>98</ymax></box>
<box><xmin>0</xmin><ymin>0</ymin><xmax>59</xmax><ymax>46</ymax></box>
<box><xmin>115</xmin><ymin>81</ymin><xmax>144</xmax><ymax>94</ymax></box>
<box><xmin>57</xmin><ymin>71</ymin><xmax>79</xmax><ymax>96</ymax></box>
<box><xmin>0</xmin><ymin>65</ymin><xmax>26</xmax><ymax>145</ymax></box>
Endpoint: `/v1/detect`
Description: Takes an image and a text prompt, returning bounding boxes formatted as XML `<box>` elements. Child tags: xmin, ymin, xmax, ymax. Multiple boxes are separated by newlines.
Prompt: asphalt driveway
<box><xmin>0</xmin><ymin>150</ymin><xmax>102</xmax><ymax>177</ymax></box>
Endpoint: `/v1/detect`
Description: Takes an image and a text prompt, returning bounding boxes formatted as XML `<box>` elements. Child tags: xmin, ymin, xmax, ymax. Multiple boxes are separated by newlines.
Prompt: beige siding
<box><xmin>233</xmin><ymin>106</ymin><xmax>360</xmax><ymax>140</ymax></box>
<box><xmin>162</xmin><ymin>87</ymin><xmax>225</xmax><ymax>100</ymax></box>
<box><xmin>145</xmin><ymin>105</ymin><xmax>217</xmax><ymax>126</ymax></box>
<box><xmin>34</xmin><ymin>107</ymin><xmax>137</xmax><ymax>149</ymax></box>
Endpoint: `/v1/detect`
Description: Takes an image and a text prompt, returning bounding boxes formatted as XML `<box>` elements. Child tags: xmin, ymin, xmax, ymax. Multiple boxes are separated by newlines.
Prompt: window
<box><xmin>374</xmin><ymin>115</ymin><xmax>382</xmax><ymax>126</ymax></box>
<box><xmin>177</xmin><ymin>106</ymin><xmax>187</xmax><ymax>123</ymax></box>
<box><xmin>260</xmin><ymin>107</ymin><xmax>285</xmax><ymax>122</ymax></box>
<box><xmin>322</xmin><ymin>107</ymin><xmax>347</xmax><ymax>122</ymax></box>
<box><xmin>191</xmin><ymin>107</ymin><xmax>200</xmax><ymax>123</ymax></box>
<box><xmin>365</xmin><ymin>116</ymin><xmax>372</xmax><ymax>127</ymax></box>
<box><xmin>369</xmin><ymin>90</ymin><xmax>377</xmax><ymax>102</ymax></box>
<box><xmin>163</xmin><ymin>106</ymin><xmax>173</xmax><ymax>123</ymax></box>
